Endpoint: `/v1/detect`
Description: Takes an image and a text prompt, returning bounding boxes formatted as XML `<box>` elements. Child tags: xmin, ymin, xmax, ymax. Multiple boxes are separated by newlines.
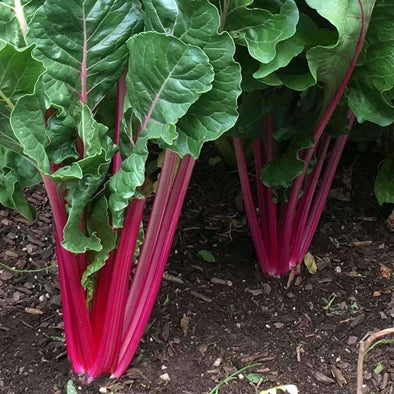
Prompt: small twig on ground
<box><xmin>211</xmin><ymin>277</ymin><xmax>232</xmax><ymax>287</ymax></box>
<box><xmin>357</xmin><ymin>327</ymin><xmax>394</xmax><ymax>394</ymax></box>
<box><xmin>163</xmin><ymin>272</ymin><xmax>185</xmax><ymax>285</ymax></box>
<box><xmin>190</xmin><ymin>291</ymin><xmax>212</xmax><ymax>302</ymax></box>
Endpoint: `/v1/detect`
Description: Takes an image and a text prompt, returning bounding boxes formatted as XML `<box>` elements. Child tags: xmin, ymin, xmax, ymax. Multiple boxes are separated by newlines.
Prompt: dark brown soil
<box><xmin>0</xmin><ymin>147</ymin><xmax>393</xmax><ymax>394</ymax></box>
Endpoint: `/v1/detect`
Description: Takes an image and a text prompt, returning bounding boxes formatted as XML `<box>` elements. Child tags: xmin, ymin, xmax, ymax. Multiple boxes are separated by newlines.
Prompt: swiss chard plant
<box><xmin>0</xmin><ymin>0</ymin><xmax>241</xmax><ymax>379</ymax></box>
<box><xmin>215</xmin><ymin>0</ymin><xmax>393</xmax><ymax>276</ymax></box>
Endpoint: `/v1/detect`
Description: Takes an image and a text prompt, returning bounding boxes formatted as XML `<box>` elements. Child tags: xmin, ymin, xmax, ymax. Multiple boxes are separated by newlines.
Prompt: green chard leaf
<box><xmin>347</xmin><ymin>0</ymin><xmax>394</xmax><ymax>126</ymax></box>
<box><xmin>0</xmin><ymin>43</ymin><xmax>44</xmax><ymax>219</ymax></box>
<box><xmin>225</xmin><ymin>0</ymin><xmax>299</xmax><ymax>64</ymax></box>
<box><xmin>0</xmin><ymin>146</ymin><xmax>39</xmax><ymax>220</ymax></box>
<box><xmin>253</xmin><ymin>14</ymin><xmax>316</xmax><ymax>80</ymax></box>
<box><xmin>260</xmin><ymin>134</ymin><xmax>314</xmax><ymax>188</ymax></box>
<box><xmin>109</xmin><ymin>31</ymin><xmax>214</xmax><ymax>227</ymax></box>
<box><xmin>142</xmin><ymin>0</ymin><xmax>241</xmax><ymax>157</ymax></box>
<box><xmin>253</xmin><ymin>14</ymin><xmax>321</xmax><ymax>91</ymax></box>
<box><xmin>305</xmin><ymin>0</ymin><xmax>376</xmax><ymax>103</ymax></box>
<box><xmin>46</xmin><ymin>112</ymin><xmax>79</xmax><ymax>164</ymax></box>
<box><xmin>1</xmin><ymin>148</ymin><xmax>40</xmax><ymax>188</ymax></box>
<box><xmin>62</xmin><ymin>106</ymin><xmax>116</xmax><ymax>253</ymax></box>
<box><xmin>83</xmin><ymin>195</ymin><xmax>117</xmax><ymax>303</ymax></box>
<box><xmin>0</xmin><ymin>0</ymin><xmax>44</xmax><ymax>49</ymax></box>
<box><xmin>27</xmin><ymin>0</ymin><xmax>144</xmax><ymax>110</ymax></box>
<box><xmin>0</xmin><ymin>44</ymin><xmax>44</xmax><ymax>154</ymax></box>
<box><xmin>11</xmin><ymin>77</ymin><xmax>50</xmax><ymax>173</ymax></box>
<box><xmin>127</xmin><ymin>32</ymin><xmax>213</xmax><ymax>140</ymax></box>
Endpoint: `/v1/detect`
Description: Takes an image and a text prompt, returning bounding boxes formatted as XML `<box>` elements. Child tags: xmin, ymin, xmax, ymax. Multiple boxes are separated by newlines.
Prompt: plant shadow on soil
<box><xmin>0</xmin><ymin>144</ymin><xmax>393</xmax><ymax>394</ymax></box>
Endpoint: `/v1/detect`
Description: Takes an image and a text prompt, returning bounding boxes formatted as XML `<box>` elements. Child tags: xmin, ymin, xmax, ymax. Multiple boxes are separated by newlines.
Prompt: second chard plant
<box><xmin>220</xmin><ymin>0</ymin><xmax>393</xmax><ymax>276</ymax></box>
<box><xmin>0</xmin><ymin>0</ymin><xmax>242</xmax><ymax>379</ymax></box>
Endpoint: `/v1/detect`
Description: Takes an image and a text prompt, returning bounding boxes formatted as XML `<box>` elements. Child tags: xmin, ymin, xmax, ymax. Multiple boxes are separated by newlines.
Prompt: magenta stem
<box><xmin>289</xmin><ymin>134</ymin><xmax>331</xmax><ymax>267</ymax></box>
<box><xmin>122</xmin><ymin>150</ymin><xmax>178</xmax><ymax>332</ymax></box>
<box><xmin>298</xmin><ymin>135</ymin><xmax>349</xmax><ymax>260</ymax></box>
<box><xmin>263</xmin><ymin>115</ymin><xmax>278</xmax><ymax>265</ymax></box>
<box><xmin>298</xmin><ymin>114</ymin><xmax>355</xmax><ymax>260</ymax></box>
<box><xmin>278</xmin><ymin>0</ymin><xmax>367</xmax><ymax>273</ymax></box>
<box><xmin>90</xmin><ymin>250</ymin><xmax>115</xmax><ymax>344</ymax></box>
<box><xmin>113</xmin><ymin>154</ymin><xmax>195</xmax><ymax>377</ymax></box>
<box><xmin>42</xmin><ymin>175</ymin><xmax>96</xmax><ymax>371</ymax></box>
<box><xmin>88</xmin><ymin>198</ymin><xmax>145</xmax><ymax>377</ymax></box>
<box><xmin>233</xmin><ymin>137</ymin><xmax>271</xmax><ymax>274</ymax></box>
<box><xmin>252</xmin><ymin>139</ymin><xmax>266</xmax><ymax>232</ymax></box>
<box><xmin>54</xmin><ymin>233</ymin><xmax>84</xmax><ymax>373</ymax></box>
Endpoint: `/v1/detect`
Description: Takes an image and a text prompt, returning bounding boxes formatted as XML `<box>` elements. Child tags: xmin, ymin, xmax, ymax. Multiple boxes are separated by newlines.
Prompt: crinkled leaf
<box><xmin>0</xmin><ymin>44</ymin><xmax>44</xmax><ymax>154</ymax></box>
<box><xmin>127</xmin><ymin>32</ymin><xmax>213</xmax><ymax>138</ymax></box>
<box><xmin>51</xmin><ymin>162</ymin><xmax>83</xmax><ymax>181</ymax></box>
<box><xmin>252</xmin><ymin>15</ymin><xmax>338</xmax><ymax>91</ymax></box>
<box><xmin>46</xmin><ymin>113</ymin><xmax>79</xmax><ymax>164</ymax></box>
<box><xmin>143</xmin><ymin>0</ymin><xmax>241</xmax><ymax>157</ymax></box>
<box><xmin>174</xmin><ymin>24</ymin><xmax>240</xmax><ymax>158</ymax></box>
<box><xmin>0</xmin><ymin>44</ymin><xmax>44</xmax><ymax>100</ymax></box>
<box><xmin>76</xmin><ymin>103</ymin><xmax>109</xmax><ymax>157</ymax></box>
<box><xmin>110</xmin><ymin>31</ymin><xmax>214</xmax><ymax>226</ymax></box>
<box><xmin>118</xmin><ymin>110</ymin><xmax>138</xmax><ymax>159</ymax></box>
<box><xmin>375</xmin><ymin>153</ymin><xmax>394</xmax><ymax>205</ymax></box>
<box><xmin>0</xmin><ymin>169</ymin><xmax>35</xmax><ymax>219</ymax></box>
<box><xmin>305</xmin><ymin>0</ymin><xmax>375</xmax><ymax>103</ymax></box>
<box><xmin>253</xmin><ymin>14</ymin><xmax>316</xmax><ymax>80</ymax></box>
<box><xmin>0</xmin><ymin>44</ymin><xmax>44</xmax><ymax>218</ymax></box>
<box><xmin>0</xmin><ymin>0</ymin><xmax>43</xmax><ymax>48</ymax></box>
<box><xmin>40</xmin><ymin>74</ymin><xmax>73</xmax><ymax>116</ymax></box>
<box><xmin>62</xmin><ymin>109</ymin><xmax>116</xmax><ymax>252</ymax></box>
<box><xmin>347</xmin><ymin>0</ymin><xmax>394</xmax><ymax>126</ymax></box>
<box><xmin>261</xmin><ymin>134</ymin><xmax>314</xmax><ymax>188</ymax></box>
<box><xmin>0</xmin><ymin>146</ymin><xmax>38</xmax><ymax>220</ymax></box>
<box><xmin>62</xmin><ymin>153</ymin><xmax>113</xmax><ymax>253</ymax></box>
<box><xmin>226</xmin><ymin>0</ymin><xmax>299</xmax><ymax>64</ymax></box>
<box><xmin>255</xmin><ymin>53</ymin><xmax>316</xmax><ymax>92</ymax></box>
<box><xmin>10</xmin><ymin>77</ymin><xmax>50</xmax><ymax>173</ymax></box>
<box><xmin>2</xmin><ymin>148</ymin><xmax>40</xmax><ymax>187</ymax></box>
<box><xmin>82</xmin><ymin>195</ymin><xmax>117</xmax><ymax>302</ymax></box>
<box><xmin>109</xmin><ymin>137</ymin><xmax>148</xmax><ymax>227</ymax></box>
<box><xmin>27</xmin><ymin>0</ymin><xmax>143</xmax><ymax>109</ymax></box>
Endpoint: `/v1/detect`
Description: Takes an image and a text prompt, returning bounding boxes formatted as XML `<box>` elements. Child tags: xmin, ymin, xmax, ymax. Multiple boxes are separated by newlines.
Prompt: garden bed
<box><xmin>0</xmin><ymin>148</ymin><xmax>393</xmax><ymax>394</ymax></box>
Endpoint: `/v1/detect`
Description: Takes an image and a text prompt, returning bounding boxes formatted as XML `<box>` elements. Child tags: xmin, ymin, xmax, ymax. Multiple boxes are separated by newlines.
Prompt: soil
<box><xmin>0</xmin><ymin>145</ymin><xmax>393</xmax><ymax>394</ymax></box>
